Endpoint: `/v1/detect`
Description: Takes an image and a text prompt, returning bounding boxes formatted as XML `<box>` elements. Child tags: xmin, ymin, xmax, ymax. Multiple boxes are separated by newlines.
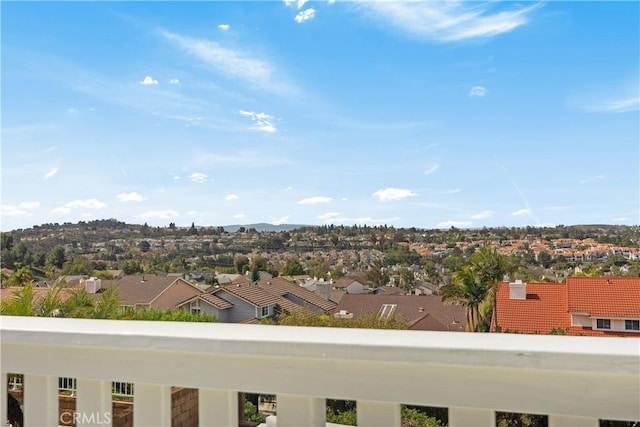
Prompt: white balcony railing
<box><xmin>1</xmin><ymin>316</ymin><xmax>639</xmax><ymax>426</ymax></box>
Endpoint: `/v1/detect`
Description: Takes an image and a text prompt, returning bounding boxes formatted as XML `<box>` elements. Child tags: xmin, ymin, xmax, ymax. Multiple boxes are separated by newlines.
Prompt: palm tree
<box><xmin>0</xmin><ymin>282</ymin><xmax>36</xmax><ymax>316</ymax></box>
<box><xmin>92</xmin><ymin>287</ymin><xmax>122</xmax><ymax>319</ymax></box>
<box><xmin>62</xmin><ymin>288</ymin><xmax>95</xmax><ymax>318</ymax></box>
<box><xmin>36</xmin><ymin>285</ymin><xmax>64</xmax><ymax>317</ymax></box>
<box><xmin>440</xmin><ymin>268</ymin><xmax>489</xmax><ymax>332</ymax></box>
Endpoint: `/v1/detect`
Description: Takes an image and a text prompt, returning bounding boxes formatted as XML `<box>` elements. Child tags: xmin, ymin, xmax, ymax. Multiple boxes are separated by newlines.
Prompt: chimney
<box><xmin>509</xmin><ymin>279</ymin><xmax>526</xmax><ymax>300</ymax></box>
<box><xmin>315</xmin><ymin>282</ymin><xmax>330</xmax><ymax>301</ymax></box>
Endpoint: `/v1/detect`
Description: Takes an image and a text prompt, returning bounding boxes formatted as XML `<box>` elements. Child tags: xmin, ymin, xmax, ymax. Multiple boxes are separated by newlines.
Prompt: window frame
<box><xmin>624</xmin><ymin>319</ymin><xmax>640</xmax><ymax>331</ymax></box>
<box><xmin>261</xmin><ymin>305</ymin><xmax>270</xmax><ymax>317</ymax></box>
<box><xmin>596</xmin><ymin>318</ymin><xmax>611</xmax><ymax>329</ymax></box>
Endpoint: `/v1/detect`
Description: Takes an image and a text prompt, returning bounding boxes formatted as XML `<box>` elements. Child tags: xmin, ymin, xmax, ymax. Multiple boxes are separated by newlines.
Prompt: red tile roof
<box><xmin>493</xmin><ymin>282</ymin><xmax>569</xmax><ymax>335</ymax></box>
<box><xmin>567</xmin><ymin>277</ymin><xmax>640</xmax><ymax>318</ymax></box>
<box><xmin>493</xmin><ymin>278</ymin><xmax>640</xmax><ymax>337</ymax></box>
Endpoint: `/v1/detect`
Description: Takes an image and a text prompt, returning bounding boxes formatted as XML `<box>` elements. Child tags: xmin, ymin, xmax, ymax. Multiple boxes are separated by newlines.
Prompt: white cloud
<box><xmin>511</xmin><ymin>209</ymin><xmax>530</xmax><ymax>217</ymax></box>
<box><xmin>218</xmin><ymin>24</ymin><xmax>230</xmax><ymax>31</ymax></box>
<box><xmin>581</xmin><ymin>97</ymin><xmax>639</xmax><ymax>113</ymax></box>
<box><xmin>173</xmin><ymin>175</ymin><xmax>181</xmax><ymax>180</ymax></box>
<box><xmin>169</xmin><ymin>78</ymin><xmax>180</xmax><ymax>84</ymax></box>
<box><xmin>188</xmin><ymin>172</ymin><xmax>209</xmax><ymax>183</ymax></box>
<box><xmin>225</xmin><ymin>194</ymin><xmax>239</xmax><ymax>201</ymax></box>
<box><xmin>579</xmin><ymin>175</ymin><xmax>605</xmax><ymax>184</ymax></box>
<box><xmin>116</xmin><ymin>192</ymin><xmax>146</xmax><ymax>202</ymax></box>
<box><xmin>614</xmin><ymin>216</ymin><xmax>628</xmax><ymax>222</ymax></box>
<box><xmin>18</xmin><ymin>201</ymin><xmax>40</xmax><ymax>210</ymax></box>
<box><xmin>359</xmin><ymin>2</ymin><xmax>542</xmax><ymax>43</ymax></box>
<box><xmin>161</xmin><ymin>30</ymin><xmax>291</xmax><ymax>94</ymax></box>
<box><xmin>425</xmin><ymin>164</ymin><xmax>439</xmax><ymax>176</ymax></box>
<box><xmin>239</xmin><ymin>110</ymin><xmax>277</xmax><ymax>133</ymax></box>
<box><xmin>50</xmin><ymin>207</ymin><xmax>71</xmax><ymax>215</ymax></box>
<box><xmin>283</xmin><ymin>0</ymin><xmax>295</xmax><ymax>5</ymax></box>
<box><xmin>469</xmin><ymin>86</ymin><xmax>487</xmax><ymax>97</ymax></box>
<box><xmin>140</xmin><ymin>76</ymin><xmax>159</xmax><ymax>85</ymax></box>
<box><xmin>328</xmin><ymin>0</ymin><xmax>336</xmax><ymax>4</ymax></box>
<box><xmin>295</xmin><ymin>8</ymin><xmax>316</xmax><ymax>23</ymax></box>
<box><xmin>187</xmin><ymin>210</ymin><xmax>199</xmax><ymax>215</ymax></box>
<box><xmin>298</xmin><ymin>196</ymin><xmax>333</xmax><ymax>205</ymax></box>
<box><xmin>437</xmin><ymin>220</ymin><xmax>472</xmax><ymax>228</ymax></box>
<box><xmin>64</xmin><ymin>199</ymin><xmax>107</xmax><ymax>209</ymax></box>
<box><xmin>272</xmin><ymin>215</ymin><xmax>290</xmax><ymax>225</ymax></box>
<box><xmin>442</xmin><ymin>188</ymin><xmax>463</xmax><ymax>194</ymax></box>
<box><xmin>284</xmin><ymin>186</ymin><xmax>293</xmax><ymax>191</ymax></box>
<box><xmin>0</xmin><ymin>205</ymin><xmax>27</xmax><ymax>217</ymax></box>
<box><xmin>137</xmin><ymin>210</ymin><xmax>180</xmax><ymax>220</ymax></box>
<box><xmin>297</xmin><ymin>0</ymin><xmax>308</xmax><ymax>9</ymax></box>
<box><xmin>44</xmin><ymin>167</ymin><xmax>59</xmax><ymax>179</ymax></box>
<box><xmin>317</xmin><ymin>212</ymin><xmax>340</xmax><ymax>220</ymax></box>
<box><xmin>234</xmin><ymin>213</ymin><xmax>246</xmax><ymax>219</ymax></box>
<box><xmin>372</xmin><ymin>187</ymin><xmax>417</xmax><ymax>201</ymax></box>
<box><xmin>471</xmin><ymin>210</ymin><xmax>493</xmax><ymax>220</ymax></box>
<box><xmin>355</xmin><ymin>216</ymin><xmax>400</xmax><ymax>224</ymax></box>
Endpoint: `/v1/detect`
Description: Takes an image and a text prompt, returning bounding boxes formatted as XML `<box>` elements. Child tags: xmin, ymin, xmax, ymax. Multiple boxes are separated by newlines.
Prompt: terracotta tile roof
<box><xmin>567</xmin><ymin>277</ymin><xmax>640</xmax><ymax>317</ymax></box>
<box><xmin>213</xmin><ymin>281</ymin><xmax>280</xmax><ymax>308</ymax></box>
<box><xmin>257</xmin><ymin>278</ymin><xmax>337</xmax><ymax>312</ymax></box>
<box><xmin>493</xmin><ymin>282</ymin><xmax>570</xmax><ymax>335</ymax></box>
<box><xmin>335</xmin><ymin>294</ymin><xmax>465</xmax><ymax>332</ymax></box>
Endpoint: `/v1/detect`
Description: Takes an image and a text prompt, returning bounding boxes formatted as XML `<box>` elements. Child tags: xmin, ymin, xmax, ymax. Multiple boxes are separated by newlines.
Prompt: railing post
<box><xmin>1</xmin><ymin>372</ymin><xmax>7</xmax><ymax>426</ymax></box>
<box><xmin>277</xmin><ymin>394</ymin><xmax>325</xmax><ymax>427</ymax></box>
<box><xmin>549</xmin><ymin>415</ymin><xmax>599</xmax><ymax>427</ymax></box>
<box><xmin>23</xmin><ymin>374</ymin><xmax>58</xmax><ymax>427</ymax></box>
<box><xmin>134</xmin><ymin>383</ymin><xmax>171</xmax><ymax>427</ymax></box>
<box><xmin>449</xmin><ymin>407</ymin><xmax>495</xmax><ymax>427</ymax></box>
<box><xmin>199</xmin><ymin>389</ymin><xmax>238</xmax><ymax>427</ymax></box>
<box><xmin>76</xmin><ymin>379</ymin><xmax>113</xmax><ymax>427</ymax></box>
<box><xmin>357</xmin><ymin>400</ymin><xmax>401</xmax><ymax>427</ymax></box>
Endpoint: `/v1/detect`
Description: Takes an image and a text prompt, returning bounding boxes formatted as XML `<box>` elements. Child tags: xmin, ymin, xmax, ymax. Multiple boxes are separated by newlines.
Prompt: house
<box><xmin>95</xmin><ymin>275</ymin><xmax>202</xmax><ymax>310</ymax></box>
<box><xmin>370</xmin><ymin>286</ymin><xmax>405</xmax><ymax>296</ymax></box>
<box><xmin>332</xmin><ymin>277</ymin><xmax>368</xmax><ymax>294</ymax></box>
<box><xmin>492</xmin><ymin>277</ymin><xmax>640</xmax><ymax>337</ymax></box>
<box><xmin>209</xmin><ymin>280</ymin><xmax>280</xmax><ymax>323</ymax></box>
<box><xmin>175</xmin><ymin>293</ymin><xmax>233</xmax><ymax>322</ymax></box>
<box><xmin>256</xmin><ymin>277</ymin><xmax>337</xmax><ymax>315</ymax></box>
<box><xmin>335</xmin><ymin>294</ymin><xmax>466</xmax><ymax>332</ymax></box>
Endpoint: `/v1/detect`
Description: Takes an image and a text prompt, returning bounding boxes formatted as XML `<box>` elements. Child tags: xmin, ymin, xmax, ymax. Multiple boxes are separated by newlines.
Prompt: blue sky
<box><xmin>2</xmin><ymin>1</ymin><xmax>639</xmax><ymax>231</ymax></box>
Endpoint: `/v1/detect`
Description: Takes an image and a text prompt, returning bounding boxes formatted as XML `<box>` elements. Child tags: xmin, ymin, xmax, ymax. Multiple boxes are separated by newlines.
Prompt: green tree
<box><xmin>48</xmin><ymin>245</ymin><xmax>67</xmax><ymax>269</ymax></box>
<box><xmin>5</xmin><ymin>266</ymin><xmax>34</xmax><ymax>286</ymax></box>
<box><xmin>440</xmin><ymin>268</ymin><xmax>488</xmax><ymax>332</ymax></box>
<box><xmin>139</xmin><ymin>240</ymin><xmax>151</xmax><ymax>253</ymax></box>
<box><xmin>366</xmin><ymin>260</ymin><xmax>390</xmax><ymax>288</ymax></box>
<box><xmin>281</xmin><ymin>260</ymin><xmax>305</xmax><ymax>276</ymax></box>
<box><xmin>399</xmin><ymin>267</ymin><xmax>416</xmax><ymax>291</ymax></box>
<box><xmin>0</xmin><ymin>283</ymin><xmax>36</xmax><ymax>316</ymax></box>
<box><xmin>234</xmin><ymin>255</ymin><xmax>249</xmax><ymax>274</ymax></box>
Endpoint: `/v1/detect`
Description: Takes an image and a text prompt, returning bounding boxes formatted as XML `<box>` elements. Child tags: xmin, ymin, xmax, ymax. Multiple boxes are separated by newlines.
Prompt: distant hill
<box><xmin>222</xmin><ymin>223</ymin><xmax>310</xmax><ymax>233</ymax></box>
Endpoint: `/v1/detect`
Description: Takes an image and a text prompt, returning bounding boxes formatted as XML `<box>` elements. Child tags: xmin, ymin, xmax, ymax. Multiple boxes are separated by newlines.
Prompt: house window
<box><xmin>190</xmin><ymin>307</ymin><xmax>201</xmax><ymax>315</ymax></box>
<box><xmin>261</xmin><ymin>306</ymin><xmax>269</xmax><ymax>317</ymax></box>
<box><xmin>625</xmin><ymin>320</ymin><xmax>640</xmax><ymax>331</ymax></box>
<box><xmin>596</xmin><ymin>319</ymin><xmax>611</xmax><ymax>329</ymax></box>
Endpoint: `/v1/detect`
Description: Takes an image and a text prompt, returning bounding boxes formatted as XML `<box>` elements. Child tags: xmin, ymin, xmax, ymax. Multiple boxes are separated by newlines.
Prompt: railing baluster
<box><xmin>134</xmin><ymin>383</ymin><xmax>171</xmax><ymax>427</ymax></box>
<box><xmin>76</xmin><ymin>378</ymin><xmax>113</xmax><ymax>427</ymax></box>
<box><xmin>276</xmin><ymin>394</ymin><xmax>325</xmax><ymax>427</ymax></box>
<box><xmin>449</xmin><ymin>407</ymin><xmax>496</xmax><ymax>427</ymax></box>
<box><xmin>23</xmin><ymin>374</ymin><xmax>58</xmax><ymax>426</ymax></box>
<box><xmin>199</xmin><ymin>389</ymin><xmax>238</xmax><ymax>427</ymax></box>
<box><xmin>357</xmin><ymin>400</ymin><xmax>401</xmax><ymax>427</ymax></box>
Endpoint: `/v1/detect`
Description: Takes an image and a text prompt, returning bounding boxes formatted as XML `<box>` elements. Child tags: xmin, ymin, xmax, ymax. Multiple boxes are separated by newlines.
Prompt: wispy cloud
<box><xmin>299</xmin><ymin>196</ymin><xmax>333</xmax><ymax>205</ymax></box>
<box><xmin>169</xmin><ymin>78</ymin><xmax>180</xmax><ymax>84</ymax></box>
<box><xmin>357</xmin><ymin>2</ymin><xmax>543</xmax><ymax>43</ymax></box>
<box><xmin>295</xmin><ymin>8</ymin><xmax>316</xmax><ymax>23</ymax></box>
<box><xmin>425</xmin><ymin>164</ymin><xmax>439</xmax><ymax>176</ymax></box>
<box><xmin>471</xmin><ymin>210</ymin><xmax>493</xmax><ymax>220</ymax></box>
<box><xmin>582</xmin><ymin>97</ymin><xmax>639</xmax><ymax>113</ymax></box>
<box><xmin>116</xmin><ymin>192</ymin><xmax>146</xmax><ymax>202</ymax></box>
<box><xmin>373</xmin><ymin>187</ymin><xmax>417</xmax><ymax>201</ymax></box>
<box><xmin>317</xmin><ymin>212</ymin><xmax>340</xmax><ymax>220</ymax></box>
<box><xmin>137</xmin><ymin>210</ymin><xmax>180</xmax><ymax>220</ymax></box>
<box><xmin>234</xmin><ymin>213</ymin><xmax>246</xmax><ymax>219</ymax></box>
<box><xmin>140</xmin><ymin>76</ymin><xmax>159</xmax><ymax>85</ymax></box>
<box><xmin>19</xmin><ymin>201</ymin><xmax>40</xmax><ymax>210</ymax></box>
<box><xmin>65</xmin><ymin>199</ymin><xmax>107</xmax><ymax>209</ymax></box>
<box><xmin>188</xmin><ymin>172</ymin><xmax>209</xmax><ymax>183</ymax></box>
<box><xmin>225</xmin><ymin>194</ymin><xmax>239</xmax><ymax>201</ymax></box>
<box><xmin>218</xmin><ymin>24</ymin><xmax>230</xmax><ymax>31</ymax></box>
<box><xmin>44</xmin><ymin>167</ymin><xmax>59</xmax><ymax>179</ymax></box>
<box><xmin>579</xmin><ymin>174</ymin><xmax>605</xmax><ymax>184</ymax></box>
<box><xmin>238</xmin><ymin>110</ymin><xmax>277</xmax><ymax>133</ymax></box>
<box><xmin>297</xmin><ymin>0</ymin><xmax>308</xmax><ymax>9</ymax></box>
<box><xmin>437</xmin><ymin>220</ymin><xmax>472</xmax><ymax>228</ymax></box>
<box><xmin>511</xmin><ymin>208</ymin><xmax>530</xmax><ymax>217</ymax></box>
<box><xmin>469</xmin><ymin>86</ymin><xmax>487</xmax><ymax>97</ymax></box>
<box><xmin>161</xmin><ymin>30</ymin><xmax>293</xmax><ymax>95</ymax></box>
<box><xmin>1</xmin><ymin>205</ymin><xmax>27</xmax><ymax>217</ymax></box>
<box><xmin>272</xmin><ymin>215</ymin><xmax>291</xmax><ymax>225</ymax></box>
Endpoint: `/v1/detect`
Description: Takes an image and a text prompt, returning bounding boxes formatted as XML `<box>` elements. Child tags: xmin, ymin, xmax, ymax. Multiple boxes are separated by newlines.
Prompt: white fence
<box><xmin>1</xmin><ymin>316</ymin><xmax>639</xmax><ymax>426</ymax></box>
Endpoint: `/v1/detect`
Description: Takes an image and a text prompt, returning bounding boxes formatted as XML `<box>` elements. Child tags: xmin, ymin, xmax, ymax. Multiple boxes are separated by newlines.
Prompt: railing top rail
<box><xmin>2</xmin><ymin>316</ymin><xmax>638</xmax><ymax>375</ymax></box>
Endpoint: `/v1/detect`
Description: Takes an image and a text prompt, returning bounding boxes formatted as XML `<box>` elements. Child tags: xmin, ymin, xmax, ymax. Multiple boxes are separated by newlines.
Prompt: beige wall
<box><xmin>152</xmin><ymin>279</ymin><xmax>201</xmax><ymax>309</ymax></box>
